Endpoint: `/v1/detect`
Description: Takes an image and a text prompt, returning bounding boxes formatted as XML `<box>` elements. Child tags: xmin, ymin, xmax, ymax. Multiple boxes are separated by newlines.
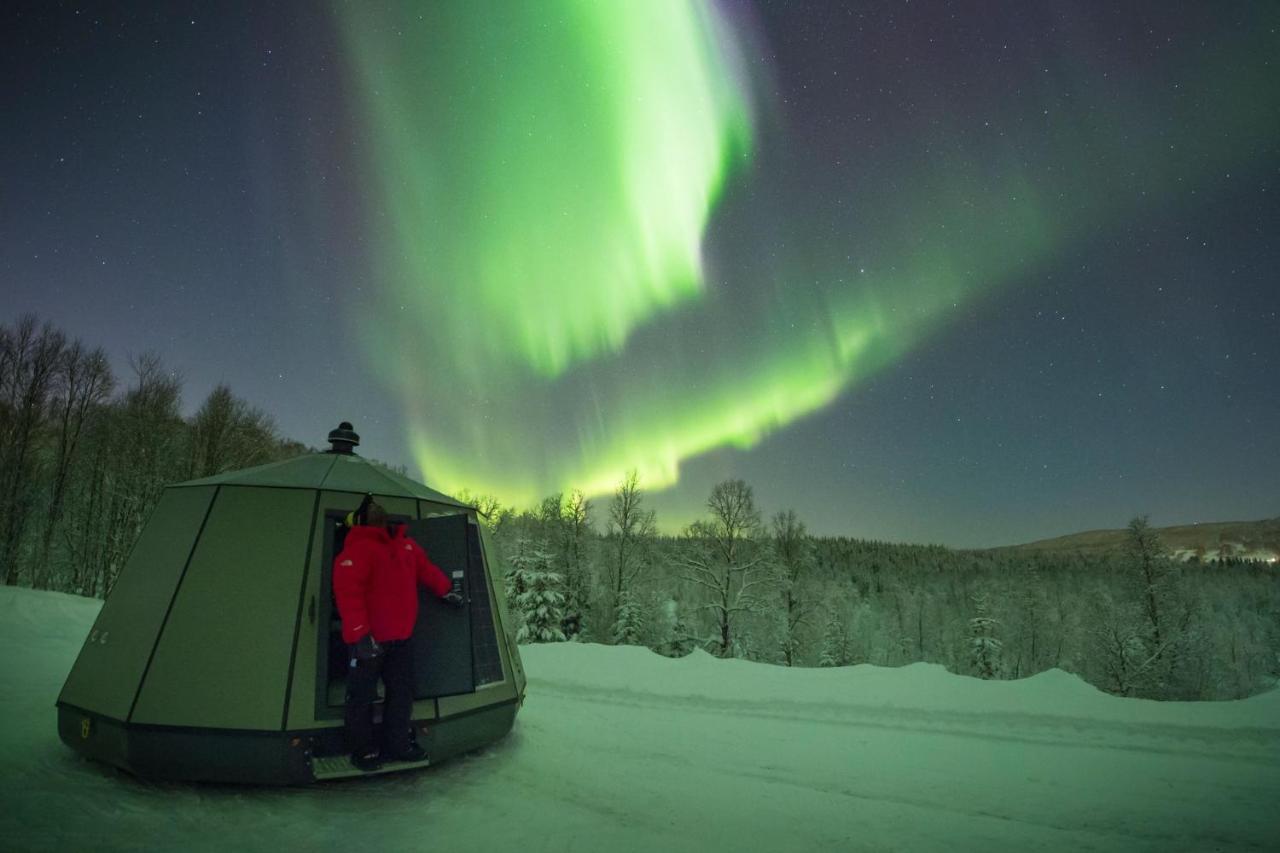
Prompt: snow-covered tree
<box><xmin>188</xmin><ymin>383</ymin><xmax>278</xmax><ymax>479</ymax></box>
<box><xmin>731</xmin><ymin>632</ymin><xmax>762</xmax><ymax>661</ymax></box>
<box><xmin>1010</xmin><ymin>567</ymin><xmax>1045</xmax><ymax>678</ymax></box>
<box><xmin>451</xmin><ymin>489</ymin><xmax>508</xmax><ymax>532</ymax></box>
<box><xmin>560</xmin><ymin>576</ymin><xmax>589</xmax><ymax>642</ymax></box>
<box><xmin>30</xmin><ymin>340</ymin><xmax>112</xmax><ymax>591</ymax></box>
<box><xmin>0</xmin><ymin>316</ymin><xmax>65</xmax><ymax>587</ymax></box>
<box><xmin>504</xmin><ymin>540</ymin><xmax>536</xmax><ymax>601</ymax></box>
<box><xmin>611</xmin><ymin>591</ymin><xmax>646</xmax><ymax>646</ymax></box>
<box><xmin>559</xmin><ymin>490</ymin><xmax>593</xmax><ymax>641</ymax></box>
<box><xmin>1089</xmin><ymin>588</ymin><xmax>1149</xmax><ymax>696</ymax></box>
<box><xmin>607</xmin><ymin>471</ymin><xmax>656</xmax><ymax>622</ymax></box>
<box><xmin>514</xmin><ymin>563</ymin><xmax>566</xmax><ymax>644</ymax></box>
<box><xmin>662</xmin><ymin>613</ymin><xmax>696</xmax><ymax>658</ymax></box>
<box><xmin>1127</xmin><ymin>517</ymin><xmax>1172</xmax><ymax>646</ymax></box>
<box><xmin>1122</xmin><ymin>516</ymin><xmax>1195</xmax><ymax>696</ymax></box>
<box><xmin>819</xmin><ymin>607</ymin><xmax>851</xmax><ymax>667</ymax></box>
<box><xmin>678</xmin><ymin>479</ymin><xmax>770</xmax><ymax>658</ymax></box>
<box><xmin>507</xmin><ymin>540</ymin><xmax>565</xmax><ymax>642</ymax></box>
<box><xmin>968</xmin><ymin>590</ymin><xmax>1003</xmax><ymax>679</ymax></box>
<box><xmin>772</xmin><ymin>509</ymin><xmax>815</xmax><ymax>666</ymax></box>
<box><xmin>1083</xmin><ymin>517</ymin><xmax>1195</xmax><ymax>697</ymax></box>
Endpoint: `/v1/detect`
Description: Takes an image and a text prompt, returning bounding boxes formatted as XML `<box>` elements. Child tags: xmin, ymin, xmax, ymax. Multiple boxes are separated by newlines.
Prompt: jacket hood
<box><xmin>344</xmin><ymin>525</ymin><xmax>391</xmax><ymax>546</ymax></box>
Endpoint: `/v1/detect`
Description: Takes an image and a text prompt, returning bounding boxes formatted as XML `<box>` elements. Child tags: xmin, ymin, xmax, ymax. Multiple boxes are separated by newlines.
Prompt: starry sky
<box><xmin>4</xmin><ymin>1</ymin><xmax>1277</xmax><ymax>547</ymax></box>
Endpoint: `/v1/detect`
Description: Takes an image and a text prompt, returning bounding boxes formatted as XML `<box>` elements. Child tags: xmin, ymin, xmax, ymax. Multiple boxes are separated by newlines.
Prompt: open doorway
<box><xmin>314</xmin><ymin>511</ymin><xmax>497</xmax><ymax>718</ymax></box>
<box><xmin>314</xmin><ymin>509</ymin><xmax>411</xmax><ymax>714</ymax></box>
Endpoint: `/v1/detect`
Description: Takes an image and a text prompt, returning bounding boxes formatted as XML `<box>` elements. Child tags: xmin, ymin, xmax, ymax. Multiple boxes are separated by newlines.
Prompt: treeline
<box><xmin>0</xmin><ymin>315</ymin><xmax>304</xmax><ymax>596</ymax></box>
<box><xmin>472</xmin><ymin>480</ymin><xmax>1280</xmax><ymax>702</ymax></box>
<box><xmin>4</xmin><ymin>314</ymin><xmax>1278</xmax><ymax>702</ymax></box>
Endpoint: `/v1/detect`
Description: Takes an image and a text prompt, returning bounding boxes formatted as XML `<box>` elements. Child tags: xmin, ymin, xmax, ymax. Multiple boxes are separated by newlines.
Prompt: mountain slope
<box><xmin>1001</xmin><ymin>516</ymin><xmax>1280</xmax><ymax>561</ymax></box>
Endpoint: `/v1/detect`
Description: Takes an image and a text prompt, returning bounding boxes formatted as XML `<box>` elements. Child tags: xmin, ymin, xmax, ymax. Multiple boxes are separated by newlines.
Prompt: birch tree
<box><xmin>678</xmin><ymin>479</ymin><xmax>769</xmax><ymax>657</ymax></box>
<box><xmin>189</xmin><ymin>383</ymin><xmax>278</xmax><ymax>478</ymax></box>
<box><xmin>0</xmin><ymin>316</ymin><xmax>65</xmax><ymax>585</ymax></box>
<box><xmin>968</xmin><ymin>589</ymin><xmax>1003</xmax><ymax>679</ymax></box>
<box><xmin>96</xmin><ymin>353</ymin><xmax>186</xmax><ymax>595</ymax></box>
<box><xmin>607</xmin><ymin>471</ymin><xmax>655</xmax><ymax>620</ymax></box>
<box><xmin>772</xmin><ymin>509</ymin><xmax>815</xmax><ymax>666</ymax></box>
<box><xmin>560</xmin><ymin>489</ymin><xmax>592</xmax><ymax>640</ymax></box>
<box><xmin>32</xmin><ymin>342</ymin><xmax>113</xmax><ymax>589</ymax></box>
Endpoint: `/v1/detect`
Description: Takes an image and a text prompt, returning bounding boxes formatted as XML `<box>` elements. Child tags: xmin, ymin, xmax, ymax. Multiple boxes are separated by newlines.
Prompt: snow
<box><xmin>2</xmin><ymin>586</ymin><xmax>1279</xmax><ymax>852</ymax></box>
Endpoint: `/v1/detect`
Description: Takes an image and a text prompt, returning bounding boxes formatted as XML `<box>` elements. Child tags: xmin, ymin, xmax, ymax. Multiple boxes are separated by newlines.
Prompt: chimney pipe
<box><xmin>326</xmin><ymin>421</ymin><xmax>360</xmax><ymax>455</ymax></box>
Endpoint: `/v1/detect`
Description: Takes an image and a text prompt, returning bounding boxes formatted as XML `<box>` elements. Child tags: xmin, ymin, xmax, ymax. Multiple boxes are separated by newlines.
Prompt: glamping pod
<box><xmin>56</xmin><ymin>423</ymin><xmax>526</xmax><ymax>784</ymax></box>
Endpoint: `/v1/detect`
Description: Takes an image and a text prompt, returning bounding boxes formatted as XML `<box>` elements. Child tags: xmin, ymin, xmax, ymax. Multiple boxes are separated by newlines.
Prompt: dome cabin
<box><xmin>57</xmin><ymin>423</ymin><xmax>525</xmax><ymax>783</ymax></box>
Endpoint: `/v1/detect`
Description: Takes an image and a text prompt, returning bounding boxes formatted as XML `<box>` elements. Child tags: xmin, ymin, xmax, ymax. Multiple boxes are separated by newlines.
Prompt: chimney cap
<box><xmin>326</xmin><ymin>421</ymin><xmax>360</xmax><ymax>455</ymax></box>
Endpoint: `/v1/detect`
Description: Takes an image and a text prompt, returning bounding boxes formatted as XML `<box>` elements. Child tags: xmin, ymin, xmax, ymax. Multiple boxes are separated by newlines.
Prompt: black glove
<box><xmin>352</xmin><ymin>634</ymin><xmax>383</xmax><ymax>661</ymax></box>
<box><xmin>442</xmin><ymin>592</ymin><xmax>465</xmax><ymax>608</ymax></box>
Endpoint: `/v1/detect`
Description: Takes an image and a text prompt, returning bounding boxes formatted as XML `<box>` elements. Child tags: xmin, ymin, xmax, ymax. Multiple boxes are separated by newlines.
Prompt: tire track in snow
<box><xmin>528</xmin><ymin>676</ymin><xmax>1280</xmax><ymax>766</ymax></box>
<box><xmin>522</xmin><ymin>676</ymin><xmax>1280</xmax><ymax>851</ymax></box>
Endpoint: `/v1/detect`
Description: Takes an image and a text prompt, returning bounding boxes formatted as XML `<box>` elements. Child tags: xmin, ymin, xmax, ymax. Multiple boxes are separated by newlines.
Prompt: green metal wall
<box><xmin>131</xmin><ymin>486</ymin><xmax>313</xmax><ymax>729</ymax></box>
<box><xmin>58</xmin><ymin>486</ymin><xmax>217</xmax><ymax>721</ymax></box>
<box><xmin>63</xmin><ymin>480</ymin><xmax>522</xmax><ymax>737</ymax></box>
<box><xmin>480</xmin><ymin>524</ymin><xmax>526</xmax><ymax>700</ymax></box>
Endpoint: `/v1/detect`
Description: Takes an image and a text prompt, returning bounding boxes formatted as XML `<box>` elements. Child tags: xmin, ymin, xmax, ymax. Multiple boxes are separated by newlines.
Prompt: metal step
<box><xmin>311</xmin><ymin>753</ymin><xmax>432</xmax><ymax>781</ymax></box>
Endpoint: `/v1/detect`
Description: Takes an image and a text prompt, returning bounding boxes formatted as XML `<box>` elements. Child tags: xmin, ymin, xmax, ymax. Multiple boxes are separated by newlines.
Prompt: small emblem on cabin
<box><xmin>340</xmin><ymin>559</ymin><xmax>353</xmax><ymax>566</ymax></box>
<box><xmin>80</xmin><ymin>718</ymin><xmax>91</xmax><ymax>739</ymax></box>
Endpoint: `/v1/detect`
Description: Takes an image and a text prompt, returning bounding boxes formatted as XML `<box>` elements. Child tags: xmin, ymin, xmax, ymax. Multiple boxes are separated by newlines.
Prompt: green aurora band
<box><xmin>342</xmin><ymin>1</ymin><xmax>750</xmax><ymax>379</ymax></box>
<box><xmin>339</xmin><ymin>2</ymin><xmax>1277</xmax><ymax>509</ymax></box>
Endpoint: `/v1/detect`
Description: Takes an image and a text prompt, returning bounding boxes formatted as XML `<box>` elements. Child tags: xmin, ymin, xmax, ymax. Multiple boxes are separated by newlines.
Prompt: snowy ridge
<box><xmin>524</xmin><ymin>645</ymin><xmax>1280</xmax><ymax>766</ymax></box>
<box><xmin>1006</xmin><ymin>516</ymin><xmax>1280</xmax><ymax>561</ymax></box>
<box><xmin>3</xmin><ymin>586</ymin><xmax>1279</xmax><ymax>852</ymax></box>
<box><xmin>525</xmin><ymin>643</ymin><xmax>1280</xmax><ymax>731</ymax></box>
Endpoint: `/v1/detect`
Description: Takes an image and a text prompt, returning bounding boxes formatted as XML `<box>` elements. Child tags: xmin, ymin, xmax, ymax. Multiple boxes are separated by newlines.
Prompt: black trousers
<box><xmin>345</xmin><ymin>639</ymin><xmax>416</xmax><ymax>756</ymax></box>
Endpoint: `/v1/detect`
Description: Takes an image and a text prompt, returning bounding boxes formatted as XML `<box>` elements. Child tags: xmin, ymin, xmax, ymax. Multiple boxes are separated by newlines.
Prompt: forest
<box><xmin>3</xmin><ymin>314</ymin><xmax>1277</xmax><ymax>702</ymax></box>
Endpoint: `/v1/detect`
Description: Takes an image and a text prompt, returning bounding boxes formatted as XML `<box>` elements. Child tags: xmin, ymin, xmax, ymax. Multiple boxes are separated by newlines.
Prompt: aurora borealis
<box><xmin>339</xmin><ymin>1</ymin><xmax>1052</xmax><ymax>506</ymax></box>
<box><xmin>337</xmin><ymin>1</ymin><xmax>1277</xmax><ymax>515</ymax></box>
<box><xmin>5</xmin><ymin>2</ymin><xmax>1278</xmax><ymax>545</ymax></box>
<box><xmin>342</xmin><ymin>3</ymin><xmax>753</xmax><ymax>380</ymax></box>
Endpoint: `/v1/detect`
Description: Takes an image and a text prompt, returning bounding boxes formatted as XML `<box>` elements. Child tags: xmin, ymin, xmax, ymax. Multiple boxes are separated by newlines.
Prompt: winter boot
<box><xmin>351</xmin><ymin>750</ymin><xmax>383</xmax><ymax>772</ymax></box>
<box><xmin>385</xmin><ymin>743</ymin><xmax>426</xmax><ymax>763</ymax></box>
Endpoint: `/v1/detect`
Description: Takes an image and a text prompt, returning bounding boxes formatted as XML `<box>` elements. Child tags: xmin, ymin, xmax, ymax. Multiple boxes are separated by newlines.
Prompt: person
<box><xmin>333</xmin><ymin>494</ymin><xmax>465</xmax><ymax>771</ymax></box>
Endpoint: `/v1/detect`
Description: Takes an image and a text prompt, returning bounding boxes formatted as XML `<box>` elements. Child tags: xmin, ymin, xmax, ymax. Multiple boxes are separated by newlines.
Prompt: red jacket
<box><xmin>333</xmin><ymin>523</ymin><xmax>453</xmax><ymax>644</ymax></box>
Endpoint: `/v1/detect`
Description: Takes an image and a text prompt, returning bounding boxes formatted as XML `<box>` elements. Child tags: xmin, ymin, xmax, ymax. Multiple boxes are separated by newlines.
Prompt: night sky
<box><xmin>4</xmin><ymin>2</ymin><xmax>1277</xmax><ymax>546</ymax></box>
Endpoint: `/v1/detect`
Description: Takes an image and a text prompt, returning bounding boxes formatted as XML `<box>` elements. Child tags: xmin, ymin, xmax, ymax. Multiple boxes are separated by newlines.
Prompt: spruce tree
<box><xmin>507</xmin><ymin>540</ymin><xmax>563</xmax><ymax>642</ymax></box>
<box><xmin>560</xmin><ymin>565</ymin><xmax>590</xmax><ymax>642</ymax></box>
<box><xmin>611</xmin><ymin>591</ymin><xmax>645</xmax><ymax>646</ymax></box>
<box><xmin>663</xmin><ymin>614</ymin><xmax>695</xmax><ymax>657</ymax></box>
<box><xmin>515</xmin><ymin>563</ymin><xmax>567</xmax><ymax>644</ymax></box>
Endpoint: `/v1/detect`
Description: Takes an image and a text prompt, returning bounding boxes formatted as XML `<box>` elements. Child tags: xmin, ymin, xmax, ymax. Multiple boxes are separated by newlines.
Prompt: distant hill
<box><xmin>1000</xmin><ymin>517</ymin><xmax>1280</xmax><ymax>562</ymax></box>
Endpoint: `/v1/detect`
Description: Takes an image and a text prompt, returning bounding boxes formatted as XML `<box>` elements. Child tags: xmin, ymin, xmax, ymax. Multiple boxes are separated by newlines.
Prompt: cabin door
<box><xmin>406</xmin><ymin>515</ymin><xmax>475</xmax><ymax>698</ymax></box>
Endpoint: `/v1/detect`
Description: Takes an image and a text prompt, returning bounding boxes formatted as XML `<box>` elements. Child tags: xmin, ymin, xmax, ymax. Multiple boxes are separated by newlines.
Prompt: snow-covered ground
<box><xmin>2</xmin><ymin>586</ymin><xmax>1278</xmax><ymax>852</ymax></box>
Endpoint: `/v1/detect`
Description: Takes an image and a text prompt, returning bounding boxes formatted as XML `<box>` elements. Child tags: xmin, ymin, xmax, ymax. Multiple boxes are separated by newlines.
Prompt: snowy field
<box><xmin>2</xmin><ymin>586</ymin><xmax>1278</xmax><ymax>852</ymax></box>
